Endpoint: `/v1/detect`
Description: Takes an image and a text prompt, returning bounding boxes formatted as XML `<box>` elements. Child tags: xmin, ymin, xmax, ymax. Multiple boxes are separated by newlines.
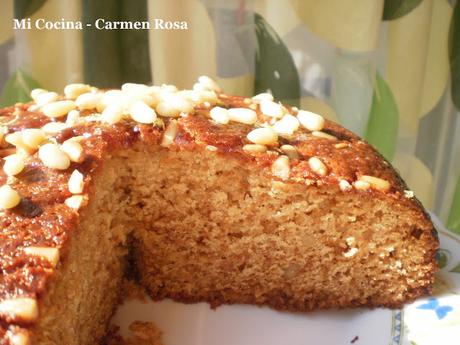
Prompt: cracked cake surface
<box><xmin>0</xmin><ymin>77</ymin><xmax>438</xmax><ymax>344</ymax></box>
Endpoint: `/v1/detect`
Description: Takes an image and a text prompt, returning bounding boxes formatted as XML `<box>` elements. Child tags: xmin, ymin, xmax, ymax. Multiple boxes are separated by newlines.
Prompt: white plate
<box><xmin>111</xmin><ymin>214</ymin><xmax>460</xmax><ymax>345</ymax></box>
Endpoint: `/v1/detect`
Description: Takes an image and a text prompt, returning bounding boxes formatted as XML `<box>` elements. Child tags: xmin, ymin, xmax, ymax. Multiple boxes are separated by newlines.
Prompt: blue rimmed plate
<box><xmin>402</xmin><ymin>214</ymin><xmax>460</xmax><ymax>345</ymax></box>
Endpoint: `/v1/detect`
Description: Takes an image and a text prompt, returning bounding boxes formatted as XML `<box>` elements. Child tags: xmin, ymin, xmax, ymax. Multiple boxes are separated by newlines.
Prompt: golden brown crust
<box><xmin>0</xmin><ymin>91</ymin><xmax>438</xmax><ymax>342</ymax></box>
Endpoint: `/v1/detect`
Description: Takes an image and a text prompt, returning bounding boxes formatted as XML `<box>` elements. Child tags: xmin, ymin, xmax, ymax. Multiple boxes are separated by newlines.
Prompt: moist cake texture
<box><xmin>0</xmin><ymin>78</ymin><xmax>438</xmax><ymax>344</ymax></box>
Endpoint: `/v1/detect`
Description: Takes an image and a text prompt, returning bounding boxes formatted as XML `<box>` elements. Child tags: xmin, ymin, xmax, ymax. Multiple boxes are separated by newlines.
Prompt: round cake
<box><xmin>0</xmin><ymin>77</ymin><xmax>438</xmax><ymax>345</ymax></box>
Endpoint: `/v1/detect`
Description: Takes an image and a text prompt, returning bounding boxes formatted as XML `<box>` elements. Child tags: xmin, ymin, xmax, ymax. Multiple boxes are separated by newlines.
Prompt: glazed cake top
<box><xmin>0</xmin><ymin>76</ymin><xmax>425</xmax><ymax>343</ymax></box>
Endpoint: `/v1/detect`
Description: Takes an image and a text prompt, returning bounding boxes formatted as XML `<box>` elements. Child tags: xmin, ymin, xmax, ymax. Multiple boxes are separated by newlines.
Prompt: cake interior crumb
<box><xmin>120</xmin><ymin>278</ymin><xmax>149</xmax><ymax>303</ymax></box>
<box><xmin>30</xmin><ymin>145</ymin><xmax>435</xmax><ymax>345</ymax></box>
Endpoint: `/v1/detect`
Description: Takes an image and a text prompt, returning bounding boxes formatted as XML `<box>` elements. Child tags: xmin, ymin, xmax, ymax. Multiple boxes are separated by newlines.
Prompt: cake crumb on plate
<box><xmin>105</xmin><ymin>321</ymin><xmax>163</xmax><ymax>345</ymax></box>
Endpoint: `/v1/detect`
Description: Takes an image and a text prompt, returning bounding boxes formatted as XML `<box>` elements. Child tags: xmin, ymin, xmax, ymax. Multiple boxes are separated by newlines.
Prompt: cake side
<box><xmin>132</xmin><ymin>147</ymin><xmax>437</xmax><ymax>311</ymax></box>
<box><xmin>0</xmin><ymin>79</ymin><xmax>438</xmax><ymax>344</ymax></box>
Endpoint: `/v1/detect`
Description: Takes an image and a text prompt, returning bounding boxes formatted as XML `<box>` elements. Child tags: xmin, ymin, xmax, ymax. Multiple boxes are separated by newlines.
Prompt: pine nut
<box><xmin>68</xmin><ymin>169</ymin><xmax>84</xmax><ymax>194</ymax></box>
<box><xmin>101</xmin><ymin>90</ymin><xmax>124</xmax><ymax>110</ymax></box>
<box><xmin>243</xmin><ymin>144</ymin><xmax>267</xmax><ymax>153</ymax></box>
<box><xmin>0</xmin><ymin>298</ymin><xmax>38</xmax><ymax>322</ymax></box>
<box><xmin>193</xmin><ymin>82</ymin><xmax>208</xmax><ymax>92</ymax></box>
<box><xmin>198</xmin><ymin>75</ymin><xmax>222</xmax><ymax>92</ymax></box>
<box><xmin>247</xmin><ymin>127</ymin><xmax>278</xmax><ymax>145</ymax></box>
<box><xmin>4</xmin><ymin>133</ymin><xmax>32</xmax><ymax>156</ymax></box>
<box><xmin>353</xmin><ymin>180</ymin><xmax>371</xmax><ymax>190</ymax></box>
<box><xmin>23</xmin><ymin>247</ymin><xmax>59</xmax><ymax>267</ymax></box>
<box><xmin>252</xmin><ymin>92</ymin><xmax>274</xmax><ymax>102</ymax></box>
<box><xmin>64</xmin><ymin>110</ymin><xmax>80</xmax><ymax>126</ymax></box>
<box><xmin>404</xmin><ymin>190</ymin><xmax>414</xmax><ymax>198</ymax></box>
<box><xmin>41</xmin><ymin>122</ymin><xmax>69</xmax><ymax>134</ymax></box>
<box><xmin>67</xmin><ymin>136</ymin><xmax>86</xmax><ymax>142</ymax></box>
<box><xmin>121</xmin><ymin>83</ymin><xmax>150</xmax><ymax>92</ymax></box>
<box><xmin>210</xmin><ymin>106</ymin><xmax>230</xmax><ymax>124</ymax></box>
<box><xmin>359</xmin><ymin>175</ymin><xmax>390</xmax><ymax>192</ymax></box>
<box><xmin>64</xmin><ymin>83</ymin><xmax>91</xmax><ymax>99</ymax></box>
<box><xmin>161</xmin><ymin>120</ymin><xmax>178</xmax><ymax>147</ymax></box>
<box><xmin>77</xmin><ymin>114</ymin><xmax>99</xmax><ymax>123</ymax></box>
<box><xmin>260</xmin><ymin>100</ymin><xmax>284</xmax><ymax>118</ymax></box>
<box><xmin>22</xmin><ymin>129</ymin><xmax>46</xmax><ymax>149</ymax></box>
<box><xmin>297</xmin><ymin>110</ymin><xmax>325</xmax><ymax>131</ymax></box>
<box><xmin>308</xmin><ymin>156</ymin><xmax>327</xmax><ymax>176</ymax></box>
<box><xmin>174</xmin><ymin>97</ymin><xmax>195</xmax><ymax>113</ymax></box>
<box><xmin>280</xmin><ymin>144</ymin><xmax>299</xmax><ymax>159</ymax></box>
<box><xmin>130</xmin><ymin>101</ymin><xmax>157</xmax><ymax>123</ymax></box>
<box><xmin>101</xmin><ymin>105</ymin><xmax>124</xmax><ymax>124</ymax></box>
<box><xmin>34</xmin><ymin>91</ymin><xmax>59</xmax><ymax>107</ymax></box>
<box><xmin>156</xmin><ymin>101</ymin><xmax>180</xmax><ymax>117</ymax></box>
<box><xmin>42</xmin><ymin>100</ymin><xmax>76</xmax><ymax>118</ymax></box>
<box><xmin>127</xmin><ymin>92</ymin><xmax>158</xmax><ymax>109</ymax></box>
<box><xmin>343</xmin><ymin>247</ymin><xmax>359</xmax><ymax>257</ymax></box>
<box><xmin>339</xmin><ymin>179</ymin><xmax>352</xmax><ymax>191</ymax></box>
<box><xmin>273</xmin><ymin>114</ymin><xmax>300</xmax><ymax>135</ymax></box>
<box><xmin>312</xmin><ymin>131</ymin><xmax>337</xmax><ymax>141</ymax></box>
<box><xmin>65</xmin><ymin>195</ymin><xmax>84</xmax><ymax>210</ymax></box>
<box><xmin>157</xmin><ymin>90</ymin><xmax>175</xmax><ymax>103</ymax></box>
<box><xmin>3</xmin><ymin>154</ymin><xmax>25</xmax><ymax>176</ymax></box>
<box><xmin>30</xmin><ymin>88</ymin><xmax>47</xmax><ymax>101</ymax></box>
<box><xmin>190</xmin><ymin>90</ymin><xmax>218</xmax><ymax>104</ymax></box>
<box><xmin>175</xmin><ymin>90</ymin><xmax>194</xmax><ymax>101</ymax></box>
<box><xmin>5</xmin><ymin>132</ymin><xmax>26</xmax><ymax>148</ymax></box>
<box><xmin>61</xmin><ymin>140</ymin><xmax>83</xmax><ymax>163</ymax></box>
<box><xmin>228</xmin><ymin>108</ymin><xmax>257</xmax><ymax>124</ymax></box>
<box><xmin>335</xmin><ymin>142</ymin><xmax>348</xmax><ymax>149</ymax></box>
<box><xmin>7</xmin><ymin>331</ymin><xmax>30</xmax><ymax>345</ymax></box>
<box><xmin>272</xmin><ymin>155</ymin><xmax>290</xmax><ymax>180</ymax></box>
<box><xmin>0</xmin><ymin>185</ymin><xmax>21</xmax><ymax>209</ymax></box>
<box><xmin>75</xmin><ymin>93</ymin><xmax>101</xmax><ymax>110</ymax></box>
<box><xmin>146</xmin><ymin>93</ymin><xmax>162</xmax><ymax>107</ymax></box>
<box><xmin>346</xmin><ymin>237</ymin><xmax>356</xmax><ymax>246</ymax></box>
<box><xmin>171</xmin><ymin>96</ymin><xmax>194</xmax><ymax>113</ymax></box>
<box><xmin>38</xmin><ymin>143</ymin><xmax>70</xmax><ymax>170</ymax></box>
